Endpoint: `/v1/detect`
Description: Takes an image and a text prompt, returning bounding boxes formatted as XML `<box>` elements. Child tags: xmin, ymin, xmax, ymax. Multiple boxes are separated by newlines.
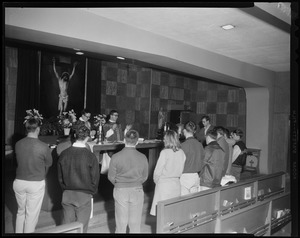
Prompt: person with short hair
<box><xmin>215</xmin><ymin>126</ymin><xmax>230</xmax><ymax>178</ymax></box>
<box><xmin>13</xmin><ymin>117</ymin><xmax>53</xmax><ymax>233</ymax></box>
<box><xmin>199</xmin><ymin>129</ymin><xmax>225</xmax><ymax>191</ymax></box>
<box><xmin>103</xmin><ymin>110</ymin><xmax>132</xmax><ymax>142</ymax></box>
<box><xmin>58</xmin><ymin>125</ymin><xmax>100</xmax><ymax>233</ymax></box>
<box><xmin>176</xmin><ymin>123</ymin><xmax>185</xmax><ymax>142</ymax></box>
<box><xmin>108</xmin><ymin>130</ymin><xmax>148</xmax><ymax>233</ymax></box>
<box><xmin>195</xmin><ymin>115</ymin><xmax>214</xmax><ymax>147</ymax></box>
<box><xmin>223</xmin><ymin>128</ymin><xmax>236</xmax><ymax>175</ymax></box>
<box><xmin>73</xmin><ymin>108</ymin><xmax>96</xmax><ymax>140</ymax></box>
<box><xmin>150</xmin><ymin>130</ymin><xmax>186</xmax><ymax>216</ymax></box>
<box><xmin>180</xmin><ymin>121</ymin><xmax>205</xmax><ymax>195</ymax></box>
<box><xmin>231</xmin><ymin>129</ymin><xmax>247</xmax><ymax>181</ymax></box>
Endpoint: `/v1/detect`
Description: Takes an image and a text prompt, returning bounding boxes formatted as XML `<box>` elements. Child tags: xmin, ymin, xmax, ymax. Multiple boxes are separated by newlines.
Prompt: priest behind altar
<box><xmin>103</xmin><ymin>110</ymin><xmax>132</xmax><ymax>142</ymax></box>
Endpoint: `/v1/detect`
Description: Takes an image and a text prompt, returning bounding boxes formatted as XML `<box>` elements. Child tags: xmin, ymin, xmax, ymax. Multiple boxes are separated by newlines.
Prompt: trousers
<box><xmin>13</xmin><ymin>179</ymin><xmax>45</xmax><ymax>233</ymax></box>
<box><xmin>113</xmin><ymin>187</ymin><xmax>144</xmax><ymax>233</ymax></box>
<box><xmin>180</xmin><ymin>173</ymin><xmax>200</xmax><ymax>195</ymax></box>
<box><xmin>61</xmin><ymin>190</ymin><xmax>92</xmax><ymax>233</ymax></box>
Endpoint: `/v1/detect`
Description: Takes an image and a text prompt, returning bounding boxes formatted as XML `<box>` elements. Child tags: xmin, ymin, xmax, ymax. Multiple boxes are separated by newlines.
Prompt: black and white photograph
<box><xmin>3</xmin><ymin>2</ymin><xmax>298</xmax><ymax>235</ymax></box>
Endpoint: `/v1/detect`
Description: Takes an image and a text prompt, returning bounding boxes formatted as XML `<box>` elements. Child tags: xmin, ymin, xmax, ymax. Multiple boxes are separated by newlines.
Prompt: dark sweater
<box><xmin>181</xmin><ymin>137</ymin><xmax>205</xmax><ymax>173</ymax></box>
<box><xmin>232</xmin><ymin>140</ymin><xmax>247</xmax><ymax>166</ymax></box>
<box><xmin>58</xmin><ymin>146</ymin><xmax>100</xmax><ymax>195</ymax></box>
<box><xmin>15</xmin><ymin>137</ymin><xmax>52</xmax><ymax>181</ymax></box>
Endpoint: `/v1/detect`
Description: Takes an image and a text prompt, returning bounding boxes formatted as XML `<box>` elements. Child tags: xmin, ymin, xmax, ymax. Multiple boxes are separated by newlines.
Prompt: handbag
<box><xmin>100</xmin><ymin>152</ymin><xmax>111</xmax><ymax>174</ymax></box>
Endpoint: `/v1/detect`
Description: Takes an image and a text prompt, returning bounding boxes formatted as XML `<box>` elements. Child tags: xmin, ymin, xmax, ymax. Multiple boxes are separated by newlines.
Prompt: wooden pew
<box><xmin>156</xmin><ymin>172</ymin><xmax>291</xmax><ymax>235</ymax></box>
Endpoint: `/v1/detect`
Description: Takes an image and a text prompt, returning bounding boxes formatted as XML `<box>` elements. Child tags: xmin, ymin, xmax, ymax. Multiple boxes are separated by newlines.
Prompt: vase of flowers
<box><xmin>23</xmin><ymin>109</ymin><xmax>43</xmax><ymax>125</ymax></box>
<box><xmin>94</xmin><ymin>114</ymin><xmax>107</xmax><ymax>144</ymax></box>
<box><xmin>58</xmin><ymin>109</ymin><xmax>77</xmax><ymax>136</ymax></box>
<box><xmin>63</xmin><ymin>127</ymin><xmax>71</xmax><ymax>136</ymax></box>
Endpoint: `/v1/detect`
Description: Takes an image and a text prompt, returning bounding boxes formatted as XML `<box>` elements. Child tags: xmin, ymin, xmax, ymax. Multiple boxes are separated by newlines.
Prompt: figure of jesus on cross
<box><xmin>52</xmin><ymin>57</ymin><xmax>78</xmax><ymax>115</ymax></box>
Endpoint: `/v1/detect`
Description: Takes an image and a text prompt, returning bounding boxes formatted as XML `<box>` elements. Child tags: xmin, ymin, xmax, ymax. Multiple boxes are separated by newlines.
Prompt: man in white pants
<box><xmin>13</xmin><ymin>118</ymin><xmax>52</xmax><ymax>233</ymax></box>
<box><xmin>180</xmin><ymin>121</ymin><xmax>205</xmax><ymax>195</ymax></box>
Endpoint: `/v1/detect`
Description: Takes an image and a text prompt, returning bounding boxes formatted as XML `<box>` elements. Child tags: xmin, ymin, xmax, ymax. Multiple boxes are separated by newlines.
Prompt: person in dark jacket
<box><xmin>215</xmin><ymin>126</ymin><xmax>230</xmax><ymax>178</ymax></box>
<box><xmin>58</xmin><ymin>125</ymin><xmax>100</xmax><ymax>233</ymax></box>
<box><xmin>199</xmin><ymin>128</ymin><xmax>225</xmax><ymax>190</ymax></box>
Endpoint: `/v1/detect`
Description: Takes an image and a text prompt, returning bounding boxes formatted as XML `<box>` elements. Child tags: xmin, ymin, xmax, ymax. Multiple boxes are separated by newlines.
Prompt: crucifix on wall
<box><xmin>52</xmin><ymin>57</ymin><xmax>78</xmax><ymax>115</ymax></box>
<box><xmin>40</xmin><ymin>53</ymin><xmax>85</xmax><ymax>119</ymax></box>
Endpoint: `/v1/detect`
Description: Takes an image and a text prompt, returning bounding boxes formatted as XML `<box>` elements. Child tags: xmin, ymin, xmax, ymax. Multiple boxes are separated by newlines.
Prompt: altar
<box><xmin>87</xmin><ymin>139</ymin><xmax>163</xmax><ymax>177</ymax></box>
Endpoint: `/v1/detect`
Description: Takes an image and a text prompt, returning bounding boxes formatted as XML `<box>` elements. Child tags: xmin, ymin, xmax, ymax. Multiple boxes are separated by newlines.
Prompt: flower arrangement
<box><xmin>94</xmin><ymin>114</ymin><xmax>107</xmax><ymax>127</ymax></box>
<box><xmin>58</xmin><ymin>109</ymin><xmax>77</xmax><ymax>128</ymax></box>
<box><xmin>23</xmin><ymin>109</ymin><xmax>43</xmax><ymax>125</ymax></box>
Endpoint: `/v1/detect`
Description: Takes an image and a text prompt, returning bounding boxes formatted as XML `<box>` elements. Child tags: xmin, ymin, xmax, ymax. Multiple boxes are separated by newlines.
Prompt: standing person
<box><xmin>180</xmin><ymin>121</ymin><xmax>205</xmax><ymax>195</ymax></box>
<box><xmin>103</xmin><ymin>110</ymin><xmax>132</xmax><ymax>142</ymax></box>
<box><xmin>195</xmin><ymin>115</ymin><xmax>214</xmax><ymax>147</ymax></box>
<box><xmin>73</xmin><ymin>108</ymin><xmax>96</xmax><ymax>139</ymax></box>
<box><xmin>231</xmin><ymin>129</ymin><xmax>247</xmax><ymax>181</ymax></box>
<box><xmin>150</xmin><ymin>130</ymin><xmax>186</xmax><ymax>216</ymax></box>
<box><xmin>52</xmin><ymin>57</ymin><xmax>78</xmax><ymax>115</ymax></box>
<box><xmin>108</xmin><ymin>130</ymin><xmax>148</xmax><ymax>233</ymax></box>
<box><xmin>199</xmin><ymin>129</ymin><xmax>225</xmax><ymax>191</ymax></box>
<box><xmin>215</xmin><ymin>126</ymin><xmax>230</xmax><ymax>178</ymax></box>
<box><xmin>13</xmin><ymin>117</ymin><xmax>53</xmax><ymax>233</ymax></box>
<box><xmin>57</xmin><ymin>125</ymin><xmax>100</xmax><ymax>233</ymax></box>
<box><xmin>224</xmin><ymin>128</ymin><xmax>235</xmax><ymax>175</ymax></box>
<box><xmin>176</xmin><ymin>123</ymin><xmax>185</xmax><ymax>142</ymax></box>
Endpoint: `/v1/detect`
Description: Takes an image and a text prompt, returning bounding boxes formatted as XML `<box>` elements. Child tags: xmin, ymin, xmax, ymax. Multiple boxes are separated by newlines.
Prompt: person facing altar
<box><xmin>103</xmin><ymin>110</ymin><xmax>132</xmax><ymax>142</ymax></box>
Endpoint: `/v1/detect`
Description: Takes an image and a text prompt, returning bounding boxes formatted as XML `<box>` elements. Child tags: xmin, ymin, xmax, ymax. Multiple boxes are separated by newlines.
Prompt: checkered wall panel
<box><xmin>101</xmin><ymin>62</ymin><xmax>151</xmax><ymax>137</ymax></box>
<box><xmin>100</xmin><ymin>62</ymin><xmax>246</xmax><ymax>139</ymax></box>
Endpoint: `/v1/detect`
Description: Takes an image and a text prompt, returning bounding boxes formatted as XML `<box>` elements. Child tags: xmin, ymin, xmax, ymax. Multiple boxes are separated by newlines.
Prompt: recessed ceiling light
<box><xmin>76</xmin><ymin>52</ymin><xmax>84</xmax><ymax>55</ymax></box>
<box><xmin>117</xmin><ymin>56</ymin><xmax>125</xmax><ymax>60</ymax></box>
<box><xmin>221</xmin><ymin>24</ymin><xmax>235</xmax><ymax>30</ymax></box>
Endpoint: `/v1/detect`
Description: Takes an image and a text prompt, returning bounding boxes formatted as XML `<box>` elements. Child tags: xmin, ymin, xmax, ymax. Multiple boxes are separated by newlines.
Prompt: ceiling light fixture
<box><xmin>117</xmin><ymin>56</ymin><xmax>125</xmax><ymax>60</ymax></box>
<box><xmin>221</xmin><ymin>24</ymin><xmax>235</xmax><ymax>30</ymax></box>
<box><xmin>76</xmin><ymin>52</ymin><xmax>84</xmax><ymax>55</ymax></box>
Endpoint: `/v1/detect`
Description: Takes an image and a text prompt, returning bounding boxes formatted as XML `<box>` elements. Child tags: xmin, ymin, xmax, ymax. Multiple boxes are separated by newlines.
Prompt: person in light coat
<box><xmin>150</xmin><ymin>130</ymin><xmax>186</xmax><ymax>216</ymax></box>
